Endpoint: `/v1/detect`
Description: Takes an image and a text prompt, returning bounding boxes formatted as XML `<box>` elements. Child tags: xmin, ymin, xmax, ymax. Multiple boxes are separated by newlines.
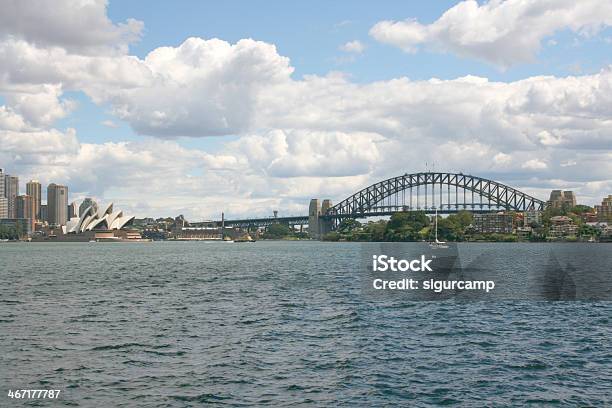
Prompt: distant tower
<box><xmin>47</xmin><ymin>183</ymin><xmax>68</xmax><ymax>226</ymax></box>
<box><xmin>308</xmin><ymin>199</ymin><xmax>321</xmax><ymax>239</ymax></box>
<box><xmin>16</xmin><ymin>195</ymin><xmax>35</xmax><ymax>233</ymax></box>
<box><xmin>4</xmin><ymin>174</ymin><xmax>19</xmax><ymax>218</ymax></box>
<box><xmin>67</xmin><ymin>201</ymin><xmax>78</xmax><ymax>220</ymax></box>
<box><xmin>0</xmin><ymin>168</ymin><xmax>7</xmax><ymax>218</ymax></box>
<box><xmin>320</xmin><ymin>199</ymin><xmax>333</xmax><ymax>236</ymax></box>
<box><xmin>321</xmin><ymin>199</ymin><xmax>332</xmax><ymax>214</ymax></box>
<box><xmin>273</xmin><ymin>210</ymin><xmax>278</xmax><ymax>218</ymax></box>
<box><xmin>26</xmin><ymin>180</ymin><xmax>41</xmax><ymax>221</ymax></box>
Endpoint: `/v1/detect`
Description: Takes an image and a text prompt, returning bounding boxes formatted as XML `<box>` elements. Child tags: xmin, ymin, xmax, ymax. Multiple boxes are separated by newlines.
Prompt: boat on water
<box><xmin>429</xmin><ymin>207</ymin><xmax>449</xmax><ymax>249</ymax></box>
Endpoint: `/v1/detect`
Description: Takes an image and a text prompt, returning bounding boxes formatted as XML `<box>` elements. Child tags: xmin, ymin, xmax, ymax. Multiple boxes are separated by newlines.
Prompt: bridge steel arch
<box><xmin>325</xmin><ymin>172</ymin><xmax>545</xmax><ymax>220</ymax></box>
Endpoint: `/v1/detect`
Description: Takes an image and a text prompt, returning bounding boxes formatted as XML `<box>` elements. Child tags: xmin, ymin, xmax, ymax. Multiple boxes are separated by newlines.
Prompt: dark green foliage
<box><xmin>0</xmin><ymin>224</ymin><xmax>19</xmax><ymax>240</ymax></box>
<box><xmin>263</xmin><ymin>223</ymin><xmax>293</xmax><ymax>239</ymax></box>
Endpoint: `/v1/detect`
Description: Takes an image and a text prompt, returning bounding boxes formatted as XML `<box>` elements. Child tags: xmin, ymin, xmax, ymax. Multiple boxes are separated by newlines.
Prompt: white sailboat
<box><xmin>429</xmin><ymin>207</ymin><xmax>449</xmax><ymax>249</ymax></box>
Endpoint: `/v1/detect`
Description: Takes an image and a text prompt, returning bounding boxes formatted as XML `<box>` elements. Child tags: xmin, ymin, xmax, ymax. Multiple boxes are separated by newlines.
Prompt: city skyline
<box><xmin>0</xmin><ymin>1</ymin><xmax>611</xmax><ymax>219</ymax></box>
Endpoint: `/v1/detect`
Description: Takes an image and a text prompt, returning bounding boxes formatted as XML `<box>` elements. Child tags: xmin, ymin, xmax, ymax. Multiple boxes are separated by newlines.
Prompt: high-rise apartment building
<box><xmin>4</xmin><ymin>174</ymin><xmax>19</xmax><ymax>218</ymax></box>
<box><xmin>0</xmin><ymin>168</ymin><xmax>3</xmax><ymax>197</ymax></box>
<box><xmin>595</xmin><ymin>195</ymin><xmax>612</xmax><ymax>222</ymax></box>
<box><xmin>47</xmin><ymin>183</ymin><xmax>69</xmax><ymax>226</ymax></box>
<box><xmin>0</xmin><ymin>168</ymin><xmax>7</xmax><ymax>218</ymax></box>
<box><xmin>26</xmin><ymin>180</ymin><xmax>42</xmax><ymax>221</ymax></box>
<box><xmin>16</xmin><ymin>195</ymin><xmax>36</xmax><ymax>233</ymax></box>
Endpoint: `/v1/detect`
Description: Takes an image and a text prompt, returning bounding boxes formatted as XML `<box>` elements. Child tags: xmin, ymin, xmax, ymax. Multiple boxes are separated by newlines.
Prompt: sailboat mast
<box><xmin>434</xmin><ymin>207</ymin><xmax>438</xmax><ymax>242</ymax></box>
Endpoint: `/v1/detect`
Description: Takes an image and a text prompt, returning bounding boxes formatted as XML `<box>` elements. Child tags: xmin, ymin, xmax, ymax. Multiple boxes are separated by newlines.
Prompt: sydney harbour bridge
<box><xmin>221</xmin><ymin>172</ymin><xmax>546</xmax><ymax>237</ymax></box>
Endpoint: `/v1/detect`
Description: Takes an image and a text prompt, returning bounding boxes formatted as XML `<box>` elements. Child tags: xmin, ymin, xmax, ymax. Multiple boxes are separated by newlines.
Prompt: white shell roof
<box><xmin>64</xmin><ymin>202</ymin><xmax>134</xmax><ymax>234</ymax></box>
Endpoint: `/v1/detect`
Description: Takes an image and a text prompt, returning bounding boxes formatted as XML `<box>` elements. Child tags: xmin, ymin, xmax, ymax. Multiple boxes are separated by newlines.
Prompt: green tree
<box><xmin>322</xmin><ymin>231</ymin><xmax>341</xmax><ymax>241</ymax></box>
<box><xmin>263</xmin><ymin>223</ymin><xmax>292</xmax><ymax>239</ymax></box>
<box><xmin>338</xmin><ymin>219</ymin><xmax>361</xmax><ymax>234</ymax></box>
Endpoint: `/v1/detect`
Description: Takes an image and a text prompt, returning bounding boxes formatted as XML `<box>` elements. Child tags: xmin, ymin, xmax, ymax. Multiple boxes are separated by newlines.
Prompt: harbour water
<box><xmin>1</xmin><ymin>241</ymin><xmax>611</xmax><ymax>406</ymax></box>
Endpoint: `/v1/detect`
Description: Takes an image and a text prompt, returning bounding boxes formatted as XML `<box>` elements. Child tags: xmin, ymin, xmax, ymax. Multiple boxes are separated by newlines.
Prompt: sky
<box><xmin>1</xmin><ymin>0</ymin><xmax>611</xmax><ymax>220</ymax></box>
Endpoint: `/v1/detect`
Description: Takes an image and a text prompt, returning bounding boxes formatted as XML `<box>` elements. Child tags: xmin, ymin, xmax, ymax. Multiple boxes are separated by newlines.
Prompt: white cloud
<box><xmin>101</xmin><ymin>120</ymin><xmax>119</xmax><ymax>128</ymax></box>
<box><xmin>0</xmin><ymin>2</ymin><xmax>611</xmax><ymax>215</ymax></box>
<box><xmin>103</xmin><ymin>37</ymin><xmax>293</xmax><ymax>137</ymax></box>
<box><xmin>370</xmin><ymin>0</ymin><xmax>612</xmax><ymax>67</ymax></box>
<box><xmin>522</xmin><ymin>159</ymin><xmax>548</xmax><ymax>170</ymax></box>
<box><xmin>228</xmin><ymin>129</ymin><xmax>382</xmax><ymax>178</ymax></box>
<box><xmin>340</xmin><ymin>40</ymin><xmax>365</xmax><ymax>54</ymax></box>
<box><xmin>0</xmin><ymin>0</ymin><xmax>143</xmax><ymax>55</ymax></box>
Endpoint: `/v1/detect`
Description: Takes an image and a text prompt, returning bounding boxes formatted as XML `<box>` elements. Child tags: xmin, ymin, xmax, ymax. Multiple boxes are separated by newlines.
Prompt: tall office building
<box><xmin>68</xmin><ymin>201</ymin><xmax>78</xmax><ymax>220</ymax></box>
<box><xmin>4</xmin><ymin>174</ymin><xmax>19</xmax><ymax>218</ymax></box>
<box><xmin>47</xmin><ymin>183</ymin><xmax>69</xmax><ymax>226</ymax></box>
<box><xmin>26</xmin><ymin>180</ymin><xmax>42</xmax><ymax>221</ymax></box>
<box><xmin>16</xmin><ymin>195</ymin><xmax>36</xmax><ymax>233</ymax></box>
<box><xmin>0</xmin><ymin>168</ymin><xmax>4</xmax><ymax>199</ymax></box>
<box><xmin>40</xmin><ymin>204</ymin><xmax>48</xmax><ymax>222</ymax></box>
<box><xmin>0</xmin><ymin>168</ymin><xmax>7</xmax><ymax>218</ymax></box>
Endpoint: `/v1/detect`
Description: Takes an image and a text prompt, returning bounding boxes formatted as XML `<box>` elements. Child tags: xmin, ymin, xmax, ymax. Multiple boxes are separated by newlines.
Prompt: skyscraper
<box><xmin>16</xmin><ymin>195</ymin><xmax>35</xmax><ymax>233</ymax></box>
<box><xmin>40</xmin><ymin>204</ymin><xmax>48</xmax><ymax>222</ymax></box>
<box><xmin>26</xmin><ymin>180</ymin><xmax>42</xmax><ymax>221</ymax></box>
<box><xmin>68</xmin><ymin>201</ymin><xmax>78</xmax><ymax>220</ymax></box>
<box><xmin>4</xmin><ymin>174</ymin><xmax>19</xmax><ymax>218</ymax></box>
<box><xmin>47</xmin><ymin>183</ymin><xmax>69</xmax><ymax>226</ymax></box>
<box><xmin>0</xmin><ymin>168</ymin><xmax>7</xmax><ymax>218</ymax></box>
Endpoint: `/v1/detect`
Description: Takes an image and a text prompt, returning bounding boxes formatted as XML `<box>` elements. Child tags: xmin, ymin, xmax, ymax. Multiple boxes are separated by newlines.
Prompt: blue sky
<box><xmin>1</xmin><ymin>0</ymin><xmax>612</xmax><ymax>218</ymax></box>
<box><xmin>62</xmin><ymin>1</ymin><xmax>612</xmax><ymax>152</ymax></box>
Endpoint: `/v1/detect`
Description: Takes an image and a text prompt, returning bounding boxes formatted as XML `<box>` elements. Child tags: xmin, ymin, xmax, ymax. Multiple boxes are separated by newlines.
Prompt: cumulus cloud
<box><xmin>103</xmin><ymin>37</ymin><xmax>293</xmax><ymax>137</ymax></box>
<box><xmin>0</xmin><ymin>1</ymin><xmax>611</xmax><ymax>215</ymax></box>
<box><xmin>370</xmin><ymin>0</ymin><xmax>612</xmax><ymax>67</ymax></box>
<box><xmin>228</xmin><ymin>129</ymin><xmax>382</xmax><ymax>178</ymax></box>
<box><xmin>0</xmin><ymin>0</ymin><xmax>143</xmax><ymax>55</ymax></box>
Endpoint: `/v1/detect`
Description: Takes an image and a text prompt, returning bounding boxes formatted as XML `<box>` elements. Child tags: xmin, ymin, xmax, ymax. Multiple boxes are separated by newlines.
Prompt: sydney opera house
<box><xmin>35</xmin><ymin>202</ymin><xmax>144</xmax><ymax>242</ymax></box>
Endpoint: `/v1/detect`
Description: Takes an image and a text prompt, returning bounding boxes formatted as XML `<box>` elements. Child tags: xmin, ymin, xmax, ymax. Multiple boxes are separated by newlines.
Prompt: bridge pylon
<box><xmin>309</xmin><ymin>198</ymin><xmax>333</xmax><ymax>239</ymax></box>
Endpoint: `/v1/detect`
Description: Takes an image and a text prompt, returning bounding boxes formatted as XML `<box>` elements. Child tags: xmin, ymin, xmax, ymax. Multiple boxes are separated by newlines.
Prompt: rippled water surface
<box><xmin>1</xmin><ymin>241</ymin><xmax>611</xmax><ymax>406</ymax></box>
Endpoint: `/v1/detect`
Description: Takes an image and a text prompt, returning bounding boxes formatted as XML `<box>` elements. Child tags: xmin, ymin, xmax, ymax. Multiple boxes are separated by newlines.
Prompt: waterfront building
<box><xmin>47</xmin><ymin>183</ymin><xmax>68</xmax><ymax>226</ymax></box>
<box><xmin>548</xmin><ymin>215</ymin><xmax>578</xmax><ymax>239</ymax></box>
<box><xmin>34</xmin><ymin>201</ymin><xmax>142</xmax><ymax>242</ymax></box>
<box><xmin>547</xmin><ymin>190</ymin><xmax>576</xmax><ymax>209</ymax></box>
<box><xmin>601</xmin><ymin>226</ymin><xmax>612</xmax><ymax>242</ymax></box>
<box><xmin>79</xmin><ymin>197</ymin><xmax>98</xmax><ymax>217</ymax></box>
<box><xmin>523</xmin><ymin>210</ymin><xmax>542</xmax><ymax>227</ymax></box>
<box><xmin>516</xmin><ymin>226</ymin><xmax>532</xmax><ymax>240</ymax></box>
<box><xmin>4</xmin><ymin>174</ymin><xmax>19</xmax><ymax>218</ymax></box>
<box><xmin>0</xmin><ymin>218</ymin><xmax>32</xmax><ymax>237</ymax></box>
<box><xmin>580</xmin><ymin>212</ymin><xmax>598</xmax><ymax>223</ymax></box>
<box><xmin>0</xmin><ymin>197</ymin><xmax>7</xmax><ymax>219</ymax></box>
<box><xmin>472</xmin><ymin>213</ymin><xmax>514</xmax><ymax>234</ymax></box>
<box><xmin>0</xmin><ymin>168</ymin><xmax>6</xmax><ymax>218</ymax></box>
<box><xmin>26</xmin><ymin>180</ymin><xmax>42</xmax><ymax>221</ymax></box>
<box><xmin>40</xmin><ymin>204</ymin><xmax>48</xmax><ymax>222</ymax></box>
<box><xmin>595</xmin><ymin>195</ymin><xmax>612</xmax><ymax>222</ymax></box>
<box><xmin>16</xmin><ymin>195</ymin><xmax>36</xmax><ymax>233</ymax></box>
